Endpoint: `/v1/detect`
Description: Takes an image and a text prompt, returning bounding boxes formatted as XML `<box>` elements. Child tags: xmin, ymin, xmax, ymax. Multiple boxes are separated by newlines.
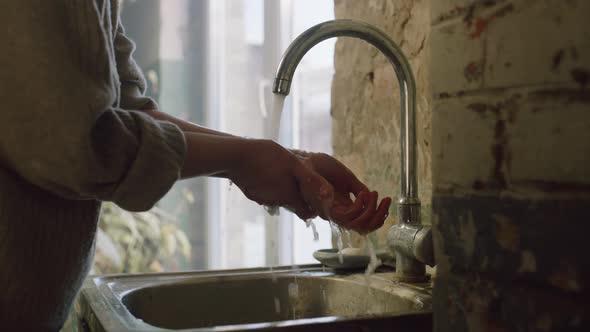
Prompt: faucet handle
<box><xmin>413</xmin><ymin>226</ymin><xmax>435</xmax><ymax>267</ymax></box>
<box><xmin>387</xmin><ymin>223</ymin><xmax>434</xmax><ymax>266</ymax></box>
<box><xmin>387</xmin><ymin>222</ymin><xmax>435</xmax><ymax>282</ymax></box>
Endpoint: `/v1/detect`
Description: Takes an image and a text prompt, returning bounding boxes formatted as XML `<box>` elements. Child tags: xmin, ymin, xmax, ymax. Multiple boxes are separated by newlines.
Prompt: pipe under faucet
<box><xmin>272</xmin><ymin>19</ymin><xmax>433</xmax><ymax>282</ymax></box>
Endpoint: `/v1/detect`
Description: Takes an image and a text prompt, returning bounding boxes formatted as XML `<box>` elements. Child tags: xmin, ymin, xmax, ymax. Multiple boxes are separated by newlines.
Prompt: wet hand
<box><xmin>227</xmin><ymin>139</ymin><xmax>319</xmax><ymax>220</ymax></box>
<box><xmin>292</xmin><ymin>151</ymin><xmax>392</xmax><ymax>234</ymax></box>
<box><xmin>227</xmin><ymin>140</ymin><xmax>391</xmax><ymax>233</ymax></box>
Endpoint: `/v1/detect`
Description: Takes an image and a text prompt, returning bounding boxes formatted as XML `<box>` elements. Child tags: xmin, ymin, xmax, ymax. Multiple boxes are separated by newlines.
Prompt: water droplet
<box><xmin>270</xmin><ymin>266</ymin><xmax>278</xmax><ymax>283</ymax></box>
<box><xmin>288</xmin><ymin>283</ymin><xmax>299</xmax><ymax>298</ymax></box>
<box><xmin>344</xmin><ymin>229</ymin><xmax>353</xmax><ymax>248</ymax></box>
<box><xmin>265</xmin><ymin>205</ymin><xmax>280</xmax><ymax>216</ymax></box>
<box><xmin>305</xmin><ymin>219</ymin><xmax>319</xmax><ymax>241</ymax></box>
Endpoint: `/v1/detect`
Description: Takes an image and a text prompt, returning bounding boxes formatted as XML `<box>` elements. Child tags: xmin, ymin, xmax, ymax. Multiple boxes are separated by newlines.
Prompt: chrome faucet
<box><xmin>272</xmin><ymin>19</ymin><xmax>434</xmax><ymax>282</ymax></box>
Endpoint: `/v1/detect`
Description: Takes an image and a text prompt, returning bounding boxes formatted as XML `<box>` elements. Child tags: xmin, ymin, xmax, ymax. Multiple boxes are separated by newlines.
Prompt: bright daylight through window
<box><xmin>93</xmin><ymin>0</ymin><xmax>336</xmax><ymax>274</ymax></box>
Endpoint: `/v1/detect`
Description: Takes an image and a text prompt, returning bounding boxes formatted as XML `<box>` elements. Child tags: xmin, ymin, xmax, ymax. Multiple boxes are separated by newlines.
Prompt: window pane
<box><xmin>95</xmin><ymin>0</ymin><xmax>336</xmax><ymax>274</ymax></box>
<box><xmin>290</xmin><ymin>0</ymin><xmax>335</xmax><ymax>264</ymax></box>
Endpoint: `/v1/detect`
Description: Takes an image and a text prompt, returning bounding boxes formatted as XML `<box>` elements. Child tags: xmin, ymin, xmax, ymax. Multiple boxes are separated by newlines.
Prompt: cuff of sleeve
<box><xmin>111</xmin><ymin>114</ymin><xmax>186</xmax><ymax>212</ymax></box>
<box><xmin>120</xmin><ymin>82</ymin><xmax>158</xmax><ymax>110</ymax></box>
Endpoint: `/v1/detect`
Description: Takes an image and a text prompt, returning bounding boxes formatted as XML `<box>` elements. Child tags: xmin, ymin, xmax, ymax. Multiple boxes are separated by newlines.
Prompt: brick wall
<box><xmin>431</xmin><ymin>1</ymin><xmax>590</xmax><ymax>330</ymax></box>
<box><xmin>333</xmin><ymin>0</ymin><xmax>590</xmax><ymax>330</ymax></box>
<box><xmin>332</xmin><ymin>0</ymin><xmax>431</xmax><ymax>245</ymax></box>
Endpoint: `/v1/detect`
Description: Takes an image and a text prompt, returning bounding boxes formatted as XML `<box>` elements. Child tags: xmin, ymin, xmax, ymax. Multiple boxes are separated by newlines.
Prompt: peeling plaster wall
<box><xmin>332</xmin><ymin>0</ymin><xmax>431</xmax><ymax>245</ymax></box>
<box><xmin>431</xmin><ymin>1</ymin><xmax>590</xmax><ymax>331</ymax></box>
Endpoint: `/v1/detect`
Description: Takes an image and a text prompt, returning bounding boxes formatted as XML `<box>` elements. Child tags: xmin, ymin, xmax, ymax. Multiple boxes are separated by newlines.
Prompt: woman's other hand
<box><xmin>292</xmin><ymin>151</ymin><xmax>392</xmax><ymax>234</ymax></box>
<box><xmin>193</xmin><ymin>135</ymin><xmax>391</xmax><ymax>233</ymax></box>
<box><xmin>227</xmin><ymin>139</ymin><xmax>320</xmax><ymax>220</ymax></box>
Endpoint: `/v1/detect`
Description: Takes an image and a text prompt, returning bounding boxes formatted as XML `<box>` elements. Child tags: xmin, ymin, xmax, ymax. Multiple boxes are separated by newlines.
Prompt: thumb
<box><xmin>293</xmin><ymin>161</ymin><xmax>334</xmax><ymax>220</ymax></box>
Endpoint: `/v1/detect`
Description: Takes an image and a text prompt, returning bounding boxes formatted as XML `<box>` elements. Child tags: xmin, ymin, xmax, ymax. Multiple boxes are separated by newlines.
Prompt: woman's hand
<box><xmin>171</xmin><ymin>116</ymin><xmax>391</xmax><ymax>233</ymax></box>
<box><xmin>292</xmin><ymin>151</ymin><xmax>392</xmax><ymax>234</ymax></box>
<box><xmin>227</xmin><ymin>139</ymin><xmax>323</xmax><ymax>220</ymax></box>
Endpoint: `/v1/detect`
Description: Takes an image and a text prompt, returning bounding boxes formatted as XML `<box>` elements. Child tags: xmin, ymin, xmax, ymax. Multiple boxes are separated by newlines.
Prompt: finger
<box><xmin>289</xmin><ymin>196</ymin><xmax>318</xmax><ymax>220</ymax></box>
<box><xmin>333</xmin><ymin>193</ymin><xmax>353</xmax><ymax>207</ymax></box>
<box><xmin>330</xmin><ymin>190</ymin><xmax>368</xmax><ymax>223</ymax></box>
<box><xmin>343</xmin><ymin>191</ymin><xmax>378</xmax><ymax>231</ymax></box>
<box><xmin>362</xmin><ymin>197</ymin><xmax>392</xmax><ymax>233</ymax></box>
<box><xmin>331</xmin><ymin>192</ymin><xmax>367</xmax><ymax>222</ymax></box>
<box><xmin>278</xmin><ymin>177</ymin><xmax>317</xmax><ymax>220</ymax></box>
<box><xmin>308</xmin><ymin>153</ymin><xmax>367</xmax><ymax>195</ymax></box>
<box><xmin>348</xmin><ymin>176</ymin><xmax>369</xmax><ymax>196</ymax></box>
<box><xmin>294</xmin><ymin>163</ymin><xmax>335</xmax><ymax>220</ymax></box>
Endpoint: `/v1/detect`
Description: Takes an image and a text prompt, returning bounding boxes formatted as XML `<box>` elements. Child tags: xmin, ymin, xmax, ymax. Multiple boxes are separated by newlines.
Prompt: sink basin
<box><xmin>79</xmin><ymin>265</ymin><xmax>432</xmax><ymax>331</ymax></box>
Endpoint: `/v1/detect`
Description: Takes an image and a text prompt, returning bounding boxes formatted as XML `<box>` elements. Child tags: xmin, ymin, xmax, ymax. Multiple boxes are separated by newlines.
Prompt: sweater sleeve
<box><xmin>114</xmin><ymin>21</ymin><xmax>158</xmax><ymax>111</ymax></box>
<box><xmin>0</xmin><ymin>1</ymin><xmax>186</xmax><ymax>211</ymax></box>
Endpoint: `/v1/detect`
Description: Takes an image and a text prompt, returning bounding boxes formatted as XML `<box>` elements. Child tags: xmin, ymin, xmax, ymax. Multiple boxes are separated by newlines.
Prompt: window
<box><xmin>94</xmin><ymin>0</ymin><xmax>336</xmax><ymax>274</ymax></box>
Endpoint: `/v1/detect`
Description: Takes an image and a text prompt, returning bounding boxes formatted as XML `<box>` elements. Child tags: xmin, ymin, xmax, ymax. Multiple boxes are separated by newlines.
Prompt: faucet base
<box><xmin>388</xmin><ymin>222</ymin><xmax>435</xmax><ymax>283</ymax></box>
<box><xmin>393</xmin><ymin>251</ymin><xmax>427</xmax><ymax>282</ymax></box>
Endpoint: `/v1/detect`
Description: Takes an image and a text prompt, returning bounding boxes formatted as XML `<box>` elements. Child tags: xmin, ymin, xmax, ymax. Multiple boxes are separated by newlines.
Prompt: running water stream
<box><xmin>269</xmin><ymin>95</ymin><xmax>285</xmax><ymax>142</ymax></box>
<box><xmin>305</xmin><ymin>219</ymin><xmax>319</xmax><ymax>241</ymax></box>
<box><xmin>268</xmin><ymin>94</ymin><xmax>285</xmax><ymax>316</ymax></box>
<box><xmin>365</xmin><ymin>233</ymin><xmax>382</xmax><ymax>275</ymax></box>
<box><xmin>263</xmin><ymin>94</ymin><xmax>286</xmax><ymax>216</ymax></box>
<box><xmin>329</xmin><ymin>221</ymin><xmax>345</xmax><ymax>264</ymax></box>
<box><xmin>266</xmin><ymin>93</ymin><xmax>381</xmax><ymax>315</ymax></box>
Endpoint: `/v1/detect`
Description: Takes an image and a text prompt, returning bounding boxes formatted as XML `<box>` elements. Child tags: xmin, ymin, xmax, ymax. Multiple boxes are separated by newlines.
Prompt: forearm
<box><xmin>144</xmin><ymin>109</ymin><xmax>234</xmax><ymax>137</ymax></box>
<box><xmin>149</xmin><ymin>110</ymin><xmax>245</xmax><ymax>179</ymax></box>
<box><xmin>180</xmin><ymin>132</ymin><xmax>253</xmax><ymax>179</ymax></box>
<box><xmin>143</xmin><ymin>110</ymin><xmax>314</xmax><ymax>158</ymax></box>
<box><xmin>145</xmin><ymin>110</ymin><xmax>317</xmax><ymax>181</ymax></box>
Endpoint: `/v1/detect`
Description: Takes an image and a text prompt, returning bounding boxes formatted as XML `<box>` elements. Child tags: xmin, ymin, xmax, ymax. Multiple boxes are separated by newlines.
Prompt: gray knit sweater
<box><xmin>0</xmin><ymin>1</ymin><xmax>186</xmax><ymax>329</ymax></box>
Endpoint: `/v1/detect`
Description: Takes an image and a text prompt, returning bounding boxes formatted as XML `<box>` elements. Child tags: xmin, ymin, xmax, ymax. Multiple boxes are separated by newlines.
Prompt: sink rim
<box><xmin>79</xmin><ymin>264</ymin><xmax>432</xmax><ymax>332</ymax></box>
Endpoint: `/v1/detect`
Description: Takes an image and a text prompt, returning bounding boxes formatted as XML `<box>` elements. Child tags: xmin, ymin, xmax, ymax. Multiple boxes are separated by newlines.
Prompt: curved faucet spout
<box><xmin>273</xmin><ymin>19</ymin><xmax>430</xmax><ymax>282</ymax></box>
<box><xmin>272</xmin><ymin>19</ymin><xmax>419</xmax><ymax>213</ymax></box>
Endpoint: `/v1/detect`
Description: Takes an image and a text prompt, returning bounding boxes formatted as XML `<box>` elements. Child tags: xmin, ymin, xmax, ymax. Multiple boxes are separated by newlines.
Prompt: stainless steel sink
<box><xmin>79</xmin><ymin>265</ymin><xmax>432</xmax><ymax>331</ymax></box>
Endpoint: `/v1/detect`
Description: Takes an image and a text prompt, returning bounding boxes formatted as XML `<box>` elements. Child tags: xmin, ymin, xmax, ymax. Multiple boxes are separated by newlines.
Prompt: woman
<box><xmin>0</xmin><ymin>1</ymin><xmax>391</xmax><ymax>330</ymax></box>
